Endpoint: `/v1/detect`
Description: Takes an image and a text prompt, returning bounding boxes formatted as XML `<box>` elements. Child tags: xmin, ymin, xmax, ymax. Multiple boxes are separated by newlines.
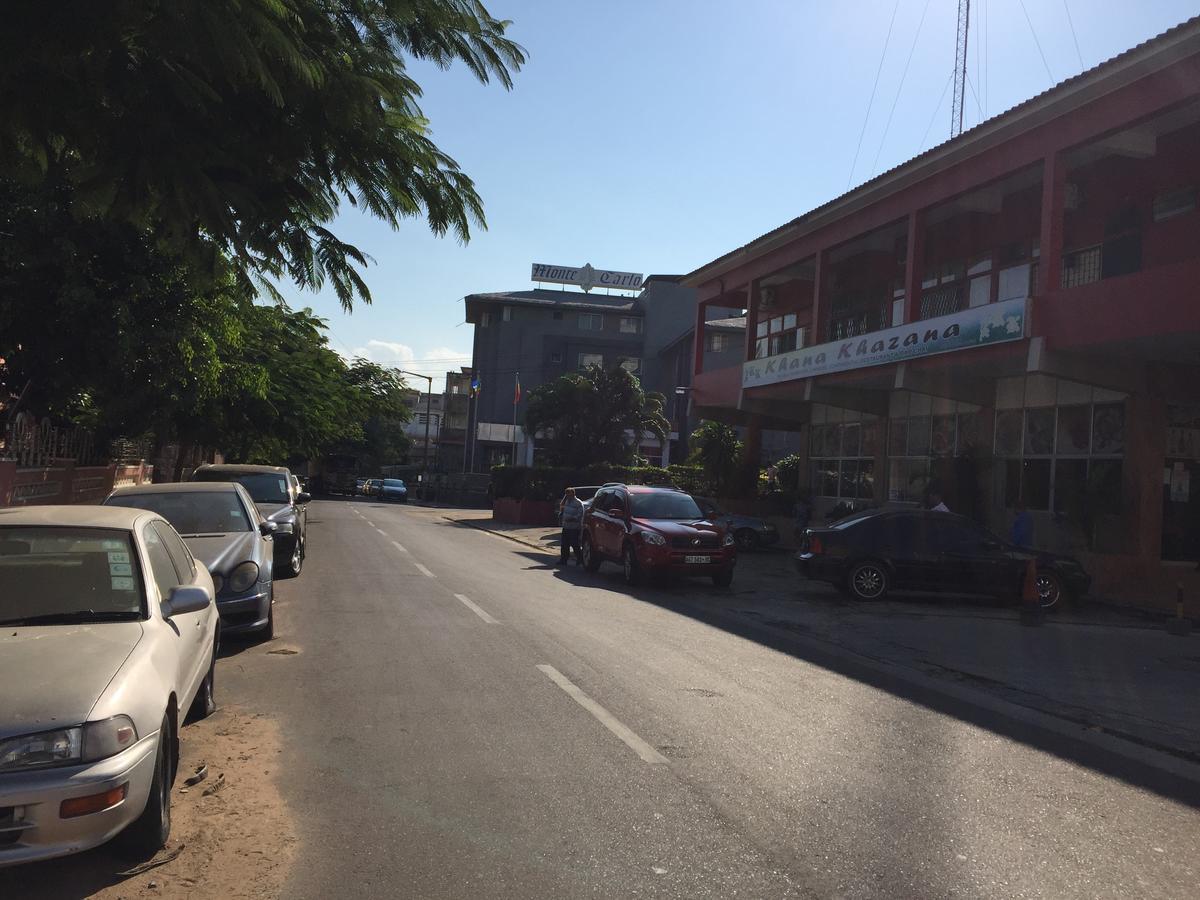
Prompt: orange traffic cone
<box><xmin>1019</xmin><ymin>558</ymin><xmax>1043</xmax><ymax>626</ymax></box>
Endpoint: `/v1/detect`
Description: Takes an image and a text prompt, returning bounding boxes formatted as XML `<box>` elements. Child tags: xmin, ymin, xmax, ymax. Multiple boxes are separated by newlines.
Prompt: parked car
<box><xmin>105</xmin><ymin>482</ymin><xmax>277</xmax><ymax>639</ymax></box>
<box><xmin>363</xmin><ymin>478</ymin><xmax>382</xmax><ymax>497</ymax></box>
<box><xmin>192</xmin><ymin>464</ymin><xmax>309</xmax><ymax>578</ymax></box>
<box><xmin>379</xmin><ymin>478</ymin><xmax>408</xmax><ymax>502</ymax></box>
<box><xmin>795</xmin><ymin>508</ymin><xmax>1091</xmax><ymax>608</ymax></box>
<box><xmin>0</xmin><ymin>505</ymin><xmax>219</xmax><ymax>866</ymax></box>
<box><xmin>355</xmin><ymin>477</ymin><xmax>369</xmax><ymax>495</ymax></box>
<box><xmin>581</xmin><ymin>485</ymin><xmax>737</xmax><ymax>586</ymax></box>
<box><xmin>693</xmin><ymin>497</ymin><xmax>780</xmax><ymax>550</ymax></box>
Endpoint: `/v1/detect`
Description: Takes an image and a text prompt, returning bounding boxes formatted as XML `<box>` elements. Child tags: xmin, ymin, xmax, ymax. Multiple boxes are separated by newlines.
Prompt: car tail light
<box><xmin>809</xmin><ymin>535</ymin><xmax>824</xmax><ymax>555</ymax></box>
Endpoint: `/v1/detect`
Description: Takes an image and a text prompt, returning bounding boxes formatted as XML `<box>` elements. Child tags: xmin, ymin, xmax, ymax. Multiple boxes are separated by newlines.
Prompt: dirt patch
<box><xmin>0</xmin><ymin>706</ymin><xmax>297</xmax><ymax>899</ymax></box>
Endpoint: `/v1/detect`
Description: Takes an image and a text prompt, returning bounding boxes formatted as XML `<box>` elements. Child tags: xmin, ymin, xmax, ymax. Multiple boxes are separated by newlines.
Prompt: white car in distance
<box><xmin>0</xmin><ymin>505</ymin><xmax>219</xmax><ymax>866</ymax></box>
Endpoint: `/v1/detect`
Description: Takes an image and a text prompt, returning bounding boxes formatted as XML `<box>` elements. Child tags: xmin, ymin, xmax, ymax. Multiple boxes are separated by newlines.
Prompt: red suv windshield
<box><xmin>629</xmin><ymin>492</ymin><xmax>703</xmax><ymax>520</ymax></box>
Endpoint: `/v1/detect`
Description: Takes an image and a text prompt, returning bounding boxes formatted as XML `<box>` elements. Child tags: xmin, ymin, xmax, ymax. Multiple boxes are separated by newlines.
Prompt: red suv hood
<box><xmin>631</xmin><ymin>517</ymin><xmax>723</xmax><ymax>539</ymax></box>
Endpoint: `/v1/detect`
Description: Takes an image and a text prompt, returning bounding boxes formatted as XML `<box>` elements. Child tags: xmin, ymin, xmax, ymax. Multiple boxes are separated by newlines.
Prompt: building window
<box><xmin>756</xmin><ymin>314</ymin><xmax>805</xmax><ymax>357</ymax></box>
<box><xmin>479</xmin><ymin>311</ymin><xmax>494</xmax><ymax>327</ymax></box>
<box><xmin>993</xmin><ymin>378</ymin><xmax>1125</xmax><ymax>512</ymax></box>
<box><xmin>451</xmin><ymin>385</ymin><xmax>460</xmax><ymax>394</ymax></box>
<box><xmin>1153</xmin><ymin>186</ymin><xmax>1196</xmax><ymax>222</ymax></box>
<box><xmin>552</xmin><ymin>310</ymin><xmax>564</xmax><ymax>320</ymax></box>
<box><xmin>619</xmin><ymin>316</ymin><xmax>642</xmax><ymax>334</ymax></box>
<box><xmin>619</xmin><ymin>357</ymin><xmax>641</xmax><ymax>374</ymax></box>
<box><xmin>707</xmin><ymin>333</ymin><xmax>734</xmax><ymax>352</ymax></box>
<box><xmin>501</xmin><ymin>306</ymin><xmax>512</xmax><ymax>321</ymax></box>
<box><xmin>550</xmin><ymin>351</ymin><xmax>563</xmax><ymax>364</ymax></box>
<box><xmin>1061</xmin><ymin>245</ymin><xmax>1101</xmax><ymax>288</ymax></box>
<box><xmin>579</xmin><ymin>313</ymin><xmax>604</xmax><ymax>330</ymax></box>
<box><xmin>810</xmin><ymin>415</ymin><xmax>881</xmax><ymax>500</ymax></box>
<box><xmin>578</xmin><ymin>352</ymin><xmax>603</xmax><ymax>369</ymax></box>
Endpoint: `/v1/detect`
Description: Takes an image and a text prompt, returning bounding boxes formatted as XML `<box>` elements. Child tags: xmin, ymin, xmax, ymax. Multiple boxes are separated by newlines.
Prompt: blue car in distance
<box><xmin>379</xmin><ymin>478</ymin><xmax>408</xmax><ymax>503</ymax></box>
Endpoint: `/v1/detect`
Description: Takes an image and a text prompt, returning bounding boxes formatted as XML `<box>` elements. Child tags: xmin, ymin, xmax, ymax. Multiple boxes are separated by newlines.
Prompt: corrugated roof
<box><xmin>706</xmin><ymin>316</ymin><xmax>747</xmax><ymax>331</ymax></box>
<box><xmin>684</xmin><ymin>15</ymin><xmax>1200</xmax><ymax>286</ymax></box>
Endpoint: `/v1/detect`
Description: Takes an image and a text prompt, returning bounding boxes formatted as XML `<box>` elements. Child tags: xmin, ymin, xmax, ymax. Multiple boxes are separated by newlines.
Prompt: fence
<box><xmin>1</xmin><ymin>417</ymin><xmax>100</xmax><ymax>468</ymax></box>
<box><xmin>0</xmin><ymin>460</ymin><xmax>154</xmax><ymax>507</ymax></box>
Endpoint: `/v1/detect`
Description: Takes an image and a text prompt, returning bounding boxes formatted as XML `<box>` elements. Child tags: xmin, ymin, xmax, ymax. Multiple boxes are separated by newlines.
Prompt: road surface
<box><xmin>205</xmin><ymin>500</ymin><xmax>1200</xmax><ymax>897</ymax></box>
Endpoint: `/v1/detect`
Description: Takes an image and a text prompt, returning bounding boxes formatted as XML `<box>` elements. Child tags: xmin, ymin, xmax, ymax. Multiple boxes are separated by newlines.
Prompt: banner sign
<box><xmin>531</xmin><ymin>262</ymin><xmax>643</xmax><ymax>293</ymax></box>
<box><xmin>742</xmin><ymin>297</ymin><xmax>1027</xmax><ymax>389</ymax></box>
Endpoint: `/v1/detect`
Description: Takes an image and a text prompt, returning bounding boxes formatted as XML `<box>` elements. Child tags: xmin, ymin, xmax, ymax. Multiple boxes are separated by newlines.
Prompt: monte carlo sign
<box><xmin>742</xmin><ymin>297</ymin><xmax>1028</xmax><ymax>389</ymax></box>
<box><xmin>531</xmin><ymin>262</ymin><xmax>643</xmax><ymax>293</ymax></box>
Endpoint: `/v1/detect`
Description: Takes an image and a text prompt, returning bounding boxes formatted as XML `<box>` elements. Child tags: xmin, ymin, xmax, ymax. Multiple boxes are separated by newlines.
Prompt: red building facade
<box><xmin>685</xmin><ymin>19</ymin><xmax>1200</xmax><ymax>609</ymax></box>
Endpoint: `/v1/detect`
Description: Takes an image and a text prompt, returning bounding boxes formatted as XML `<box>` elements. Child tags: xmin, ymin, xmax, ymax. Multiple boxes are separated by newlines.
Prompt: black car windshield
<box><xmin>196</xmin><ymin>471</ymin><xmax>290</xmax><ymax>504</ymax></box>
<box><xmin>106</xmin><ymin>491</ymin><xmax>252</xmax><ymax>535</ymax></box>
<box><xmin>630</xmin><ymin>492</ymin><xmax>702</xmax><ymax>520</ymax></box>
<box><xmin>0</xmin><ymin>527</ymin><xmax>145</xmax><ymax>625</ymax></box>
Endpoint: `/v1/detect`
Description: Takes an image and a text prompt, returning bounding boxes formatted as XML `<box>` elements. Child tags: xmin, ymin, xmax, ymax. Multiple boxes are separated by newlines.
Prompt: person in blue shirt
<box><xmin>1010</xmin><ymin>499</ymin><xmax>1033</xmax><ymax>548</ymax></box>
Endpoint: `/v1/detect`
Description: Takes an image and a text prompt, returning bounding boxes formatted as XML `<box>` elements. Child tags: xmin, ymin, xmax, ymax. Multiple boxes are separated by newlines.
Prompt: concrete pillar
<box><xmin>743</xmin><ymin>416</ymin><xmax>764</xmax><ymax>468</ymax></box>
<box><xmin>743</xmin><ymin>280</ymin><xmax>759</xmax><ymax>364</ymax></box>
<box><xmin>1036</xmin><ymin>152</ymin><xmax>1067</xmax><ymax>306</ymax></box>
<box><xmin>903</xmin><ymin>209</ymin><xmax>925</xmax><ymax>324</ymax></box>
<box><xmin>810</xmin><ymin>252</ymin><xmax>825</xmax><ymax>344</ymax></box>
<box><xmin>1124</xmin><ymin>389</ymin><xmax>1166</xmax><ymax>560</ymax></box>
<box><xmin>693</xmin><ymin>299</ymin><xmax>707</xmax><ymax>376</ymax></box>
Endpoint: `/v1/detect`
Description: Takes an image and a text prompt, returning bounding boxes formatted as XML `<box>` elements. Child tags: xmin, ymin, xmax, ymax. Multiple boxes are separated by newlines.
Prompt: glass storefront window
<box><xmin>1024</xmin><ymin>408</ymin><xmax>1055</xmax><ymax>455</ymax></box>
<box><xmin>862</xmin><ymin>420</ymin><xmax>882</xmax><ymax>457</ymax></box>
<box><xmin>931</xmin><ymin>415</ymin><xmax>956</xmax><ymax>457</ymax></box>
<box><xmin>809</xmin><ymin>416</ymin><xmax>879</xmax><ymax>499</ymax></box>
<box><xmin>888</xmin><ymin>419</ymin><xmax>908</xmax><ymax>456</ymax></box>
<box><xmin>994</xmin><ymin>410</ymin><xmax>1023</xmax><ymax>456</ymax></box>
<box><xmin>907</xmin><ymin>416</ymin><xmax>932</xmax><ymax>456</ymax></box>
<box><xmin>841</xmin><ymin>422</ymin><xmax>861</xmax><ymax>457</ymax></box>
<box><xmin>1056</xmin><ymin>405</ymin><xmax>1091</xmax><ymax>455</ymax></box>
<box><xmin>1092</xmin><ymin>403</ymin><xmax>1125</xmax><ymax>454</ymax></box>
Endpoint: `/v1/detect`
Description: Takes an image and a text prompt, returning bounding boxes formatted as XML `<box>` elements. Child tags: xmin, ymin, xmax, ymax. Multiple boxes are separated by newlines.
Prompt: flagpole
<box><xmin>511</xmin><ymin>371</ymin><xmax>519</xmax><ymax>466</ymax></box>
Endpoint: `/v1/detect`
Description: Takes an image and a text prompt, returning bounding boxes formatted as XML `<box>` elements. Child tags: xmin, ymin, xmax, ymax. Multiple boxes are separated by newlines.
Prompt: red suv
<box><xmin>580</xmin><ymin>485</ymin><xmax>737</xmax><ymax>586</ymax></box>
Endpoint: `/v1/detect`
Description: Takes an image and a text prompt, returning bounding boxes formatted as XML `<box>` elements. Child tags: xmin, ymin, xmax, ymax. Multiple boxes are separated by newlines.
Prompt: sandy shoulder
<box><xmin>0</xmin><ymin>705</ymin><xmax>297</xmax><ymax>899</ymax></box>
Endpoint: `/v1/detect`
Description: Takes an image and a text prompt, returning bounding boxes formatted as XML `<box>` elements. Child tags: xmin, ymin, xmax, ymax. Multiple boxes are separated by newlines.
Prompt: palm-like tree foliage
<box><xmin>0</xmin><ymin>0</ymin><xmax>526</xmax><ymax>310</ymax></box>
<box><xmin>688</xmin><ymin>420</ymin><xmax>743</xmax><ymax>495</ymax></box>
<box><xmin>524</xmin><ymin>366</ymin><xmax>670</xmax><ymax>467</ymax></box>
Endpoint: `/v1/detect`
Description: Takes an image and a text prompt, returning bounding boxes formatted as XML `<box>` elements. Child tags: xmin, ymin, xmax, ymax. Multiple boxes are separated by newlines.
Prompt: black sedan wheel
<box><xmin>1036</xmin><ymin>571</ymin><xmax>1064</xmax><ymax>609</ymax></box>
<box><xmin>735</xmin><ymin>529</ymin><xmax>759</xmax><ymax>551</ymax></box>
<box><xmin>848</xmin><ymin>560</ymin><xmax>889</xmax><ymax>601</ymax></box>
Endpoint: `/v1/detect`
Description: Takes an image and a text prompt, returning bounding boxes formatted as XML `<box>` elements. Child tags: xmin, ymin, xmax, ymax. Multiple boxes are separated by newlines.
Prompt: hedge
<box><xmin>490</xmin><ymin>464</ymin><xmax>713</xmax><ymax>501</ymax></box>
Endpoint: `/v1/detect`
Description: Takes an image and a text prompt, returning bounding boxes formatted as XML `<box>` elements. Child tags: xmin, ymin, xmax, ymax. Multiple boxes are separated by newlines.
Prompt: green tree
<box><xmin>0</xmin><ymin>0</ymin><xmax>525</xmax><ymax>309</ymax></box>
<box><xmin>524</xmin><ymin>365</ymin><xmax>669</xmax><ymax>467</ymax></box>
<box><xmin>688</xmin><ymin>420</ymin><xmax>743</xmax><ymax>496</ymax></box>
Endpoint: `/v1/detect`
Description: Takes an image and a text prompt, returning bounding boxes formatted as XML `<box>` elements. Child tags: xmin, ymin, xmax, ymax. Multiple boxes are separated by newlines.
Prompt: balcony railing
<box><xmin>827</xmin><ymin>306</ymin><xmax>890</xmax><ymax>342</ymax></box>
<box><xmin>919</xmin><ymin>284</ymin><xmax>963</xmax><ymax>320</ymax></box>
<box><xmin>1061</xmin><ymin>245</ymin><xmax>1102</xmax><ymax>288</ymax></box>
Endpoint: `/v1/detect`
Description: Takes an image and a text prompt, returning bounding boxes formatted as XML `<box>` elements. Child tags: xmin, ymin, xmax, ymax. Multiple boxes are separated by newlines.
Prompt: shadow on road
<box><xmin>507</xmin><ymin>545</ymin><xmax>1200</xmax><ymax>808</ymax></box>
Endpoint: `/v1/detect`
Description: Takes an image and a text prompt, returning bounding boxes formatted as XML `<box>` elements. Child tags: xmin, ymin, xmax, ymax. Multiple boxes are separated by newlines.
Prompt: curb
<box><xmin>448</xmin><ymin>515</ymin><xmax>1200</xmax><ymax>801</ymax></box>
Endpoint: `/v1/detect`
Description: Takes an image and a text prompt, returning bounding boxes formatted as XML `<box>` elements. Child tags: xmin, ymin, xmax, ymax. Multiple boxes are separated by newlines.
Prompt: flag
<box><xmin>469</xmin><ymin>375</ymin><xmax>481</xmax><ymax>397</ymax></box>
<box><xmin>513</xmin><ymin>373</ymin><xmax>521</xmax><ymax>405</ymax></box>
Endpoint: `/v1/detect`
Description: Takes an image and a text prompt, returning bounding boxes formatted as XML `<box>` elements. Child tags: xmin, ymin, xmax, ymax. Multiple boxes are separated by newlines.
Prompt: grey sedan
<box><xmin>694</xmin><ymin>497</ymin><xmax>780</xmax><ymax>550</ymax></box>
<box><xmin>105</xmin><ymin>482</ymin><xmax>277</xmax><ymax>639</ymax></box>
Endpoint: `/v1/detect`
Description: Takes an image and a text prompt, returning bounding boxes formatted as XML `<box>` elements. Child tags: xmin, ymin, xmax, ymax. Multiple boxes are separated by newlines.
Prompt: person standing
<box><xmin>559</xmin><ymin>487</ymin><xmax>585</xmax><ymax>565</ymax></box>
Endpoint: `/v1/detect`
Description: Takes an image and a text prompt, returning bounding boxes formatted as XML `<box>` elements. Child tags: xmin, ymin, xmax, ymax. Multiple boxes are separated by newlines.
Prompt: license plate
<box><xmin>684</xmin><ymin>555</ymin><xmax>711</xmax><ymax>564</ymax></box>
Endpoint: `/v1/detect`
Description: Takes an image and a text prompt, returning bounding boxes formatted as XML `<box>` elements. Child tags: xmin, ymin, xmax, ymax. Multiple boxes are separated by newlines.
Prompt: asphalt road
<box><xmin>223</xmin><ymin>499</ymin><xmax>1199</xmax><ymax>899</ymax></box>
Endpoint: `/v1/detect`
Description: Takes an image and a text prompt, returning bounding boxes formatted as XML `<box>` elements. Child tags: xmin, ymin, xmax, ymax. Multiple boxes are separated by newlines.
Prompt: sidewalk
<box><xmin>448</xmin><ymin>510</ymin><xmax>1200</xmax><ymax>763</ymax></box>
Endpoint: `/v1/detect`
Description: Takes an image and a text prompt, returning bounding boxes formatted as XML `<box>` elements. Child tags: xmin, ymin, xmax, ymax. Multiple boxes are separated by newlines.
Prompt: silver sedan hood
<box><xmin>184</xmin><ymin>531</ymin><xmax>259</xmax><ymax>576</ymax></box>
<box><xmin>0</xmin><ymin>623</ymin><xmax>143</xmax><ymax>739</ymax></box>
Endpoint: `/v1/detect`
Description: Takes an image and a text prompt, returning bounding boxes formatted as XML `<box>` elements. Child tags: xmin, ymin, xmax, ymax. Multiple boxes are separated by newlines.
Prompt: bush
<box><xmin>490</xmin><ymin>464</ymin><xmax>709</xmax><ymax>501</ymax></box>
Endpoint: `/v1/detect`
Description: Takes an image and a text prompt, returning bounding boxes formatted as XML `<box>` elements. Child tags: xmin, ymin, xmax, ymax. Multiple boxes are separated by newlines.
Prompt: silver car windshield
<box><xmin>0</xmin><ymin>527</ymin><xmax>145</xmax><ymax>626</ymax></box>
<box><xmin>106</xmin><ymin>491</ymin><xmax>253</xmax><ymax>536</ymax></box>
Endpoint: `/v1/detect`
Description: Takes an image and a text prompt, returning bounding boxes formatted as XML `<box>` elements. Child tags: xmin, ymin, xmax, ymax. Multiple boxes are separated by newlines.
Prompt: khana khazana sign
<box><xmin>742</xmin><ymin>297</ymin><xmax>1027</xmax><ymax>388</ymax></box>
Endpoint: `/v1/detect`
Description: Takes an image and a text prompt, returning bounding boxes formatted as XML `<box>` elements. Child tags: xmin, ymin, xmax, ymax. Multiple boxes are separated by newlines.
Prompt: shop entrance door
<box><xmin>1162</xmin><ymin>458</ymin><xmax>1199</xmax><ymax>561</ymax></box>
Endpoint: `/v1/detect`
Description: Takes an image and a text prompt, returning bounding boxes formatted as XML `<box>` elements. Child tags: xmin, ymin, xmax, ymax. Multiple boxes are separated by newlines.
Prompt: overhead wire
<box><xmin>1063</xmin><ymin>0</ymin><xmax>1085</xmax><ymax>72</ymax></box>
<box><xmin>965</xmin><ymin>72</ymin><xmax>985</xmax><ymax>123</ymax></box>
<box><xmin>870</xmin><ymin>0</ymin><xmax>934</xmax><ymax>176</ymax></box>
<box><xmin>846</xmin><ymin>0</ymin><xmax>901</xmax><ymax>190</ymax></box>
<box><xmin>918</xmin><ymin>70</ymin><xmax>955</xmax><ymax>154</ymax></box>
<box><xmin>1017</xmin><ymin>0</ymin><xmax>1055</xmax><ymax>84</ymax></box>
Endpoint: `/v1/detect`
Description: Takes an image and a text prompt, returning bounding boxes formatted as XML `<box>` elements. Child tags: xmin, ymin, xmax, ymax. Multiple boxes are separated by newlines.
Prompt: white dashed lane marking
<box><xmin>536</xmin><ymin>665</ymin><xmax>668</xmax><ymax>765</ymax></box>
<box><xmin>454</xmin><ymin>594</ymin><xmax>499</xmax><ymax>624</ymax></box>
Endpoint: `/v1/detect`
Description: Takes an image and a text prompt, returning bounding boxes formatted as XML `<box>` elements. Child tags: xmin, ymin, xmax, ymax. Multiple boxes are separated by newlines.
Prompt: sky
<box><xmin>280</xmin><ymin>0</ymin><xmax>1200</xmax><ymax>391</ymax></box>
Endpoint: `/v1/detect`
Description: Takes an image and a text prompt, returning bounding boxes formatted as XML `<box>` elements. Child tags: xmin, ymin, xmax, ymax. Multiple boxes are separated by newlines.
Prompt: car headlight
<box><xmin>723</xmin><ymin>532</ymin><xmax>736</xmax><ymax>546</ymax></box>
<box><xmin>228</xmin><ymin>561</ymin><xmax>260</xmax><ymax>593</ymax></box>
<box><xmin>212</xmin><ymin>573</ymin><xmax>225</xmax><ymax>594</ymax></box>
<box><xmin>0</xmin><ymin>716</ymin><xmax>138</xmax><ymax>772</ymax></box>
<box><xmin>638</xmin><ymin>531</ymin><xmax>666</xmax><ymax>546</ymax></box>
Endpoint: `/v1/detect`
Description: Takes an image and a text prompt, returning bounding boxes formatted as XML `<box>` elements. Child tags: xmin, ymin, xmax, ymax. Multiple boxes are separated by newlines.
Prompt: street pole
<box><xmin>400</xmin><ymin>371</ymin><xmax>433</xmax><ymax>502</ymax></box>
<box><xmin>511</xmin><ymin>371</ymin><xmax>519</xmax><ymax>466</ymax></box>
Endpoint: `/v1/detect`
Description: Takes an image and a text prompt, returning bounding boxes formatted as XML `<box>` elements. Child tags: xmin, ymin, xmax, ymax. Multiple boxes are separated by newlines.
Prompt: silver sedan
<box><xmin>0</xmin><ymin>505</ymin><xmax>219</xmax><ymax>867</ymax></box>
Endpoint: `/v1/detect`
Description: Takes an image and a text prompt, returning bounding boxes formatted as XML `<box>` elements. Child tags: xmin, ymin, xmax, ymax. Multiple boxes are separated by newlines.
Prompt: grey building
<box><xmin>463</xmin><ymin>277</ymin><xmax>758</xmax><ymax>469</ymax></box>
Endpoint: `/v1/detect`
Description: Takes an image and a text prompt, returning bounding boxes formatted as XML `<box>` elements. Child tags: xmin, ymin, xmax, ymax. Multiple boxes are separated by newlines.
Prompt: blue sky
<box><xmin>281</xmin><ymin>0</ymin><xmax>1199</xmax><ymax>390</ymax></box>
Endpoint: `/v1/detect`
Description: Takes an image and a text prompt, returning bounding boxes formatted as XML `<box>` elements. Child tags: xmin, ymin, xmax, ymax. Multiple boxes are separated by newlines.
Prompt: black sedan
<box><xmin>795</xmin><ymin>508</ymin><xmax>1090</xmax><ymax>609</ymax></box>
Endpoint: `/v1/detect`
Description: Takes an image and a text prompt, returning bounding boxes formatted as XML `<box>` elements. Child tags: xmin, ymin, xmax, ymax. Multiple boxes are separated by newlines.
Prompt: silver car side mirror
<box><xmin>162</xmin><ymin>585</ymin><xmax>211</xmax><ymax>618</ymax></box>
<box><xmin>274</xmin><ymin>522</ymin><xmax>295</xmax><ymax>535</ymax></box>
<box><xmin>259</xmin><ymin>521</ymin><xmax>278</xmax><ymax>536</ymax></box>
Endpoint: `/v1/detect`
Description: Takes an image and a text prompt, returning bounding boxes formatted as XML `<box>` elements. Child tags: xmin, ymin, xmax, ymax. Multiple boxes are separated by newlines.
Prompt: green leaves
<box><xmin>689</xmin><ymin>421</ymin><xmax>744</xmax><ymax>496</ymax></box>
<box><xmin>0</xmin><ymin>0</ymin><xmax>526</xmax><ymax>310</ymax></box>
<box><xmin>524</xmin><ymin>365</ymin><xmax>671</xmax><ymax>468</ymax></box>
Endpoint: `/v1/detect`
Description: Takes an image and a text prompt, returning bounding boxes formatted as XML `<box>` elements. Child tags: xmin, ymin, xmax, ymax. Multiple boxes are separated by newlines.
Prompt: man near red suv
<box><xmin>580</xmin><ymin>485</ymin><xmax>737</xmax><ymax>586</ymax></box>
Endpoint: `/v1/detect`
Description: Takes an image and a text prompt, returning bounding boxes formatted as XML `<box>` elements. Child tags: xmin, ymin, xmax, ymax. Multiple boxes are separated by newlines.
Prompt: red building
<box><xmin>685</xmin><ymin>18</ymin><xmax>1200</xmax><ymax>609</ymax></box>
